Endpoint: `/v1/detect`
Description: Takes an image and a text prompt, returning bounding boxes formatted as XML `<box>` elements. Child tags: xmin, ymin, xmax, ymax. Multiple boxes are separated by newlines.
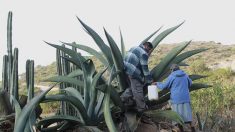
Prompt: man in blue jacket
<box><xmin>152</xmin><ymin>64</ymin><xmax>195</xmax><ymax>132</ymax></box>
<box><xmin>121</xmin><ymin>42</ymin><xmax>153</xmax><ymax>114</ymax></box>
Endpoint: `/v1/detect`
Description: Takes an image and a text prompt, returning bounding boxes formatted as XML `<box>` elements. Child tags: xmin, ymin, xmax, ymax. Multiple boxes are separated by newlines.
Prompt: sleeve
<box><xmin>140</xmin><ymin>53</ymin><xmax>152</xmax><ymax>83</ymax></box>
<box><xmin>188</xmin><ymin>76</ymin><xmax>192</xmax><ymax>88</ymax></box>
<box><xmin>156</xmin><ymin>75</ymin><xmax>174</xmax><ymax>90</ymax></box>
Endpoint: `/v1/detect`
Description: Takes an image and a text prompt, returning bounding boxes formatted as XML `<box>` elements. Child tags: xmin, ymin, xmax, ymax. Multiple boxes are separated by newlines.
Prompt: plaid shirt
<box><xmin>124</xmin><ymin>45</ymin><xmax>152</xmax><ymax>83</ymax></box>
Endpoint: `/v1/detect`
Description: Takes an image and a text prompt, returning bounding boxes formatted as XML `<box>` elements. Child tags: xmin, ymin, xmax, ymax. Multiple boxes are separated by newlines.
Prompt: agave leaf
<box><xmin>39</xmin><ymin>121</ymin><xmax>65</xmax><ymax>132</ymax></box>
<box><xmin>94</xmin><ymin>90</ymin><xmax>105</xmax><ymax>118</ymax></box>
<box><xmin>62</xmin><ymin>87</ymin><xmax>84</xmax><ymax>105</ymax></box>
<box><xmin>152</xmin><ymin>83</ymin><xmax>212</xmax><ymax>105</ymax></box>
<box><xmin>67</xmin><ymin>69</ymin><xmax>83</xmax><ymax>78</ymax></box>
<box><xmin>61</xmin><ymin>56</ymin><xmax>82</xmax><ymax>69</ymax></box>
<box><xmin>80</xmin><ymin>126</ymin><xmax>103</xmax><ymax>132</ymax></box>
<box><xmin>57</xmin><ymin>121</ymin><xmax>71</xmax><ymax>131</ymax></box>
<box><xmin>103</xmin><ymin>66</ymin><xmax>118</xmax><ymax>132</ymax></box>
<box><xmin>158</xmin><ymin>74</ymin><xmax>208</xmax><ymax>96</ymax></box>
<box><xmin>172</xmin><ymin>48</ymin><xmax>208</xmax><ymax>64</ymax></box>
<box><xmin>104</xmin><ymin>28</ymin><xmax>127</xmax><ymax>91</ymax></box>
<box><xmin>43</xmin><ymin>94</ymin><xmax>90</xmax><ymax>124</ymax></box>
<box><xmin>62</xmin><ymin>41</ymin><xmax>109</xmax><ymax>68</ymax></box>
<box><xmin>88</xmin><ymin>68</ymin><xmax>107</xmax><ymax>117</ymax></box>
<box><xmin>145</xmin><ymin>110</ymin><xmax>184</xmax><ymax>125</ymax></box>
<box><xmin>44</xmin><ymin>76</ymin><xmax>83</xmax><ymax>87</ymax></box>
<box><xmin>36</xmin><ymin>115</ymin><xmax>84</xmax><ymax>131</ymax></box>
<box><xmin>151</xmin><ymin>21</ymin><xmax>185</xmax><ymax>49</ymax></box>
<box><xmin>96</xmin><ymin>84</ymin><xmax>124</xmax><ymax>110</ymax></box>
<box><xmin>125</xmin><ymin>112</ymin><xmax>141</xmax><ymax>132</ymax></box>
<box><xmin>119</xmin><ymin>28</ymin><xmax>126</xmax><ymax>58</ymax></box>
<box><xmin>140</xmin><ymin>26</ymin><xmax>163</xmax><ymax>45</ymax></box>
<box><xmin>11</xmin><ymin>95</ymin><xmax>21</xmax><ymax>127</ymax></box>
<box><xmin>189</xmin><ymin>75</ymin><xmax>207</xmax><ymax>81</ymax></box>
<box><xmin>77</xmin><ymin>17</ymin><xmax>113</xmax><ymax>65</ymax></box>
<box><xmin>14</xmin><ymin>83</ymin><xmax>57</xmax><ymax>132</ymax></box>
<box><xmin>151</xmin><ymin>41</ymin><xmax>191</xmax><ymax>81</ymax></box>
<box><xmin>82</xmin><ymin>59</ymin><xmax>96</xmax><ymax>109</ymax></box>
<box><xmin>45</xmin><ymin>41</ymin><xmax>86</xmax><ymax>67</ymax></box>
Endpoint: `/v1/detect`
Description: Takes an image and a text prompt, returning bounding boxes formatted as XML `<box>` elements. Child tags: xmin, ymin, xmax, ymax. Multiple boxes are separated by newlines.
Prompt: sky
<box><xmin>0</xmin><ymin>0</ymin><xmax>235</xmax><ymax>76</ymax></box>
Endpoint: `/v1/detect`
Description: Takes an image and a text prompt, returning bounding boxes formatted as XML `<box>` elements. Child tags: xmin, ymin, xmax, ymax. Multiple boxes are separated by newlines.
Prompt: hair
<box><xmin>143</xmin><ymin>42</ymin><xmax>153</xmax><ymax>49</ymax></box>
<box><xmin>170</xmin><ymin>64</ymin><xmax>180</xmax><ymax>71</ymax></box>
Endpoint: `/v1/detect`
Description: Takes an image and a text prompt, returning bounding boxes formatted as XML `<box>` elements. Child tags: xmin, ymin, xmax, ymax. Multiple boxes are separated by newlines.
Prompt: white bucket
<box><xmin>148</xmin><ymin>85</ymin><xmax>159</xmax><ymax>101</ymax></box>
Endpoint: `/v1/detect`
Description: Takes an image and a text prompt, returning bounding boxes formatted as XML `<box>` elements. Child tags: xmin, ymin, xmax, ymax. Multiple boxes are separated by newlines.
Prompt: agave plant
<box><xmin>33</xmin><ymin>18</ymin><xmax>211</xmax><ymax>131</ymax></box>
<box><xmin>1</xmin><ymin>11</ymin><xmax>212</xmax><ymax>131</ymax></box>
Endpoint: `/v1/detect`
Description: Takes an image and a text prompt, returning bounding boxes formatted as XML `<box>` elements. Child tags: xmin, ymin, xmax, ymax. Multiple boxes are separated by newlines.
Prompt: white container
<box><xmin>148</xmin><ymin>85</ymin><xmax>159</xmax><ymax>100</ymax></box>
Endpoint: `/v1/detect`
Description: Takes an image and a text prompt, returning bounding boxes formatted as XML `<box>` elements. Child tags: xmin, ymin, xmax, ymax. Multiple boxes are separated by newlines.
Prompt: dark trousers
<box><xmin>121</xmin><ymin>77</ymin><xmax>146</xmax><ymax>112</ymax></box>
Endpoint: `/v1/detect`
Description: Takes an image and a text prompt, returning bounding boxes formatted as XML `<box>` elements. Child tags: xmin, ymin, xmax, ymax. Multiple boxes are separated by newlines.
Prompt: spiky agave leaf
<box><xmin>77</xmin><ymin>17</ymin><xmax>113</xmax><ymax>65</ymax></box>
<box><xmin>158</xmin><ymin>74</ymin><xmax>208</xmax><ymax>97</ymax></box>
<box><xmin>14</xmin><ymin>83</ymin><xmax>57</xmax><ymax>132</ymax></box>
<box><xmin>43</xmin><ymin>94</ymin><xmax>90</xmax><ymax>124</ymax></box>
<box><xmin>44</xmin><ymin>76</ymin><xmax>84</xmax><ymax>87</ymax></box>
<box><xmin>62</xmin><ymin>41</ymin><xmax>109</xmax><ymax>68</ymax></box>
<box><xmin>145</xmin><ymin>110</ymin><xmax>184</xmax><ymax>125</ymax></box>
<box><xmin>140</xmin><ymin>26</ymin><xmax>162</xmax><ymax>46</ymax></box>
<box><xmin>104</xmin><ymin>28</ymin><xmax>127</xmax><ymax>91</ymax></box>
<box><xmin>103</xmin><ymin>66</ymin><xmax>119</xmax><ymax>132</ymax></box>
<box><xmin>151</xmin><ymin>41</ymin><xmax>191</xmax><ymax>81</ymax></box>
<box><xmin>36</xmin><ymin>115</ymin><xmax>84</xmax><ymax>131</ymax></box>
<box><xmin>119</xmin><ymin>28</ymin><xmax>126</xmax><ymax>58</ymax></box>
<box><xmin>151</xmin><ymin>21</ymin><xmax>185</xmax><ymax>49</ymax></box>
<box><xmin>62</xmin><ymin>87</ymin><xmax>84</xmax><ymax>105</ymax></box>
<box><xmin>159</xmin><ymin>48</ymin><xmax>208</xmax><ymax>80</ymax></box>
<box><xmin>88</xmin><ymin>68</ymin><xmax>107</xmax><ymax>117</ymax></box>
<box><xmin>67</xmin><ymin>69</ymin><xmax>83</xmax><ymax>78</ymax></box>
<box><xmin>151</xmin><ymin>83</ymin><xmax>212</xmax><ymax>105</ymax></box>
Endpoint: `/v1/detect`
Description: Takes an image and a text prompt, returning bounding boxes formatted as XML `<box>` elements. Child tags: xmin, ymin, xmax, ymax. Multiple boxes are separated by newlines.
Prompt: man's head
<box><xmin>143</xmin><ymin>42</ymin><xmax>153</xmax><ymax>53</ymax></box>
<box><xmin>170</xmin><ymin>64</ymin><xmax>180</xmax><ymax>72</ymax></box>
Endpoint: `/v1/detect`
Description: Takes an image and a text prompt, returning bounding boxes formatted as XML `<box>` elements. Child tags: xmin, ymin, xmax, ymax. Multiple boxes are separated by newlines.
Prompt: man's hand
<box><xmin>152</xmin><ymin>82</ymin><xmax>157</xmax><ymax>85</ymax></box>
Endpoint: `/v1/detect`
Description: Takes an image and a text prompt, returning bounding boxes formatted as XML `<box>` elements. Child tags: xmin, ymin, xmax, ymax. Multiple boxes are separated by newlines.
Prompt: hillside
<box><xmin>18</xmin><ymin>41</ymin><xmax>235</xmax><ymax>87</ymax></box>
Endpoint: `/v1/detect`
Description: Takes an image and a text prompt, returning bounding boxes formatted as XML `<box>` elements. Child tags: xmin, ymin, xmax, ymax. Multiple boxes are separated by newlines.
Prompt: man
<box><xmin>152</xmin><ymin>64</ymin><xmax>195</xmax><ymax>132</ymax></box>
<box><xmin>121</xmin><ymin>42</ymin><xmax>153</xmax><ymax>114</ymax></box>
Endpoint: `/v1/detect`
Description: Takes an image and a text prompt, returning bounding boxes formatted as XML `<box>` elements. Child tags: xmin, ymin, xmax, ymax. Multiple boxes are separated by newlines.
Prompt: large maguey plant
<box><xmin>1</xmin><ymin>11</ymin><xmax>211</xmax><ymax>131</ymax></box>
<box><xmin>39</xmin><ymin>18</ymin><xmax>210</xmax><ymax>131</ymax></box>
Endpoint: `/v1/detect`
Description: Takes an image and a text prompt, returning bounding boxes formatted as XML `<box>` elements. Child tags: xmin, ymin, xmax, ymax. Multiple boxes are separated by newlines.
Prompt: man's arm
<box><xmin>155</xmin><ymin>76</ymin><xmax>174</xmax><ymax>90</ymax></box>
<box><xmin>140</xmin><ymin>53</ymin><xmax>152</xmax><ymax>84</ymax></box>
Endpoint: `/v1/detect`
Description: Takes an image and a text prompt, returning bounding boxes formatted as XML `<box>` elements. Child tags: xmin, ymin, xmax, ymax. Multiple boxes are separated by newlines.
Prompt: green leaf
<box><xmin>151</xmin><ymin>41</ymin><xmax>191</xmax><ymax>81</ymax></box>
<box><xmin>80</xmin><ymin>126</ymin><xmax>103</xmax><ymax>132</ymax></box>
<box><xmin>145</xmin><ymin>110</ymin><xmax>184</xmax><ymax>125</ymax></box>
<box><xmin>62</xmin><ymin>87</ymin><xmax>84</xmax><ymax>105</ymax></box>
<box><xmin>140</xmin><ymin>26</ymin><xmax>162</xmax><ymax>45</ymax></box>
<box><xmin>14</xmin><ymin>83</ymin><xmax>57</xmax><ymax>132</ymax></box>
<box><xmin>104</xmin><ymin>28</ymin><xmax>127</xmax><ymax>91</ymax></box>
<box><xmin>189</xmin><ymin>75</ymin><xmax>207</xmax><ymax>81</ymax></box>
<box><xmin>43</xmin><ymin>94</ymin><xmax>90</xmax><ymax>124</ymax></box>
<box><xmin>44</xmin><ymin>76</ymin><xmax>84</xmax><ymax>87</ymax></box>
<box><xmin>151</xmin><ymin>21</ymin><xmax>185</xmax><ymax>49</ymax></box>
<box><xmin>103</xmin><ymin>66</ymin><xmax>118</xmax><ymax>132</ymax></box>
<box><xmin>62</xmin><ymin>41</ymin><xmax>109</xmax><ymax>68</ymax></box>
<box><xmin>152</xmin><ymin>83</ymin><xmax>212</xmax><ymax>105</ymax></box>
<box><xmin>172</xmin><ymin>48</ymin><xmax>208</xmax><ymax>64</ymax></box>
<box><xmin>119</xmin><ymin>28</ymin><xmax>126</xmax><ymax>58</ymax></box>
<box><xmin>77</xmin><ymin>18</ymin><xmax>113</xmax><ymax>65</ymax></box>
<box><xmin>88</xmin><ymin>68</ymin><xmax>107</xmax><ymax>117</ymax></box>
<box><xmin>36</xmin><ymin>115</ymin><xmax>84</xmax><ymax>131</ymax></box>
<box><xmin>67</xmin><ymin>69</ymin><xmax>83</xmax><ymax>78</ymax></box>
<box><xmin>11</xmin><ymin>95</ymin><xmax>21</xmax><ymax>128</ymax></box>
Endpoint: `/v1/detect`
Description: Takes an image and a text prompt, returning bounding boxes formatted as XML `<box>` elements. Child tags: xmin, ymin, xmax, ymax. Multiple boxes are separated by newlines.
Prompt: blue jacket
<box><xmin>124</xmin><ymin>44</ymin><xmax>152</xmax><ymax>83</ymax></box>
<box><xmin>156</xmin><ymin>70</ymin><xmax>192</xmax><ymax>104</ymax></box>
